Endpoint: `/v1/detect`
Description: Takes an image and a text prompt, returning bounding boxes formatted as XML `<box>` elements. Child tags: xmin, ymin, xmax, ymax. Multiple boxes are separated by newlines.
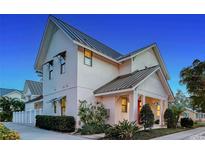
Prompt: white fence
<box><xmin>12</xmin><ymin>109</ymin><xmax>43</xmax><ymax>125</ymax></box>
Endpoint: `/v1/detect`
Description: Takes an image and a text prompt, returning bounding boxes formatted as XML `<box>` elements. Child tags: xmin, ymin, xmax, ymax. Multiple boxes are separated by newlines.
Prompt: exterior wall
<box><xmin>132</xmin><ymin>48</ymin><xmax>159</xmax><ymax>72</ymax></box>
<box><xmin>42</xmin><ymin>29</ymin><xmax>78</xmax><ymax>119</ymax></box>
<box><xmin>96</xmin><ymin>92</ymin><xmax>133</xmax><ymax>125</ymax></box>
<box><xmin>76</xmin><ymin>49</ymin><xmax>119</xmax><ymax>125</ymax></box>
<box><xmin>119</xmin><ymin>60</ymin><xmax>131</xmax><ymax>75</ymax></box>
<box><xmin>25</xmin><ymin>102</ymin><xmax>34</xmax><ymax>111</ymax></box>
<box><xmin>138</xmin><ymin>73</ymin><xmax>168</xmax><ymax>100</ymax></box>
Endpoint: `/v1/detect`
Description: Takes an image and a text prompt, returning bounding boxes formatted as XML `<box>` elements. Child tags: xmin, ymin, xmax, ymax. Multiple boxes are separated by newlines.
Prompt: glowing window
<box><xmin>84</xmin><ymin>49</ymin><xmax>92</xmax><ymax>66</ymax></box>
<box><xmin>157</xmin><ymin>104</ymin><xmax>160</xmax><ymax>116</ymax></box>
<box><xmin>121</xmin><ymin>97</ymin><xmax>128</xmax><ymax>113</ymax></box>
<box><xmin>61</xmin><ymin>97</ymin><xmax>66</xmax><ymax>116</ymax></box>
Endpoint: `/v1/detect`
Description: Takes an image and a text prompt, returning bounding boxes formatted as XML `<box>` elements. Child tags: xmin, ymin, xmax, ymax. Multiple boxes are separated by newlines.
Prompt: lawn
<box><xmin>133</xmin><ymin>128</ymin><xmax>188</xmax><ymax>140</ymax></box>
<box><xmin>133</xmin><ymin>122</ymin><xmax>205</xmax><ymax>140</ymax></box>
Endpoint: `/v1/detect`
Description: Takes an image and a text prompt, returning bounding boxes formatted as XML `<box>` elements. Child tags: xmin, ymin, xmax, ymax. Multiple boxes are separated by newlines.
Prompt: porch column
<box><xmin>129</xmin><ymin>90</ymin><xmax>138</xmax><ymax>122</ymax></box>
<box><xmin>142</xmin><ymin>95</ymin><xmax>146</xmax><ymax>105</ymax></box>
<box><xmin>159</xmin><ymin>100</ymin><xmax>163</xmax><ymax>126</ymax></box>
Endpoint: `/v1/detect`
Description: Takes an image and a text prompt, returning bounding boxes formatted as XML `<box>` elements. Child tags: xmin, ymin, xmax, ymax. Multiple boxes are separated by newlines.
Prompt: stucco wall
<box><xmin>132</xmin><ymin>48</ymin><xmax>159</xmax><ymax>72</ymax></box>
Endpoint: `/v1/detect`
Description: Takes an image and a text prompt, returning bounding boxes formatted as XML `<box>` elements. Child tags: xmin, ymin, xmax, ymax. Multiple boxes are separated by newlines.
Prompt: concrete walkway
<box><xmin>152</xmin><ymin>127</ymin><xmax>205</xmax><ymax>140</ymax></box>
<box><xmin>3</xmin><ymin>122</ymin><xmax>87</xmax><ymax>140</ymax></box>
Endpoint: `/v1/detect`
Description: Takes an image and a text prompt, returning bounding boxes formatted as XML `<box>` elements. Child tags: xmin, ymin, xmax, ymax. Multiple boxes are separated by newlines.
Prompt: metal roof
<box><xmin>49</xmin><ymin>15</ymin><xmax>122</xmax><ymax>60</ymax></box>
<box><xmin>117</xmin><ymin>43</ymin><xmax>156</xmax><ymax>60</ymax></box>
<box><xmin>0</xmin><ymin>88</ymin><xmax>22</xmax><ymax>96</ymax></box>
<box><xmin>25</xmin><ymin>80</ymin><xmax>42</xmax><ymax>95</ymax></box>
<box><xmin>94</xmin><ymin>65</ymin><xmax>160</xmax><ymax>94</ymax></box>
<box><xmin>25</xmin><ymin>95</ymin><xmax>43</xmax><ymax>104</ymax></box>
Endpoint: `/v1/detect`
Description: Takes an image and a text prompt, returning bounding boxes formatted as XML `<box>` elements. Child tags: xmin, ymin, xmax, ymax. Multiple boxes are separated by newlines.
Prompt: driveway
<box><xmin>3</xmin><ymin>122</ymin><xmax>87</xmax><ymax>140</ymax></box>
<box><xmin>152</xmin><ymin>127</ymin><xmax>205</xmax><ymax>140</ymax></box>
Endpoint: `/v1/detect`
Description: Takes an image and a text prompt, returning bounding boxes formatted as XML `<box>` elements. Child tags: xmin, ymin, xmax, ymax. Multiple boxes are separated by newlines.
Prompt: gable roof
<box><xmin>24</xmin><ymin>80</ymin><xmax>42</xmax><ymax>95</ymax></box>
<box><xmin>49</xmin><ymin>16</ymin><xmax>122</xmax><ymax>60</ymax></box>
<box><xmin>117</xmin><ymin>43</ymin><xmax>170</xmax><ymax>80</ymax></box>
<box><xmin>35</xmin><ymin>15</ymin><xmax>170</xmax><ymax>80</ymax></box>
<box><xmin>94</xmin><ymin>65</ymin><xmax>160</xmax><ymax>95</ymax></box>
<box><xmin>0</xmin><ymin>88</ymin><xmax>22</xmax><ymax>96</ymax></box>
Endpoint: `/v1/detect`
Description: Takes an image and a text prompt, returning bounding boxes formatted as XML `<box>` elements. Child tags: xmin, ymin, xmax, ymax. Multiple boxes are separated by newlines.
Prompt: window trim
<box><xmin>84</xmin><ymin>49</ymin><xmax>92</xmax><ymax>66</ymax></box>
<box><xmin>59</xmin><ymin>52</ymin><xmax>66</xmax><ymax>74</ymax></box>
<box><xmin>48</xmin><ymin>60</ymin><xmax>53</xmax><ymax>80</ymax></box>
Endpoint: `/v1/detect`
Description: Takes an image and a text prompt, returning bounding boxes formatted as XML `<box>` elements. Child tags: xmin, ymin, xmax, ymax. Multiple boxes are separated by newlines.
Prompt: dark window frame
<box><xmin>48</xmin><ymin>60</ymin><xmax>53</xmax><ymax>80</ymax></box>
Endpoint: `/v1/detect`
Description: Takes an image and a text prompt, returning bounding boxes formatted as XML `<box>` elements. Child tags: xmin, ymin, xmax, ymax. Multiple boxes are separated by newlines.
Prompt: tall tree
<box><xmin>171</xmin><ymin>90</ymin><xmax>191</xmax><ymax>108</ymax></box>
<box><xmin>180</xmin><ymin>59</ymin><xmax>205</xmax><ymax>112</ymax></box>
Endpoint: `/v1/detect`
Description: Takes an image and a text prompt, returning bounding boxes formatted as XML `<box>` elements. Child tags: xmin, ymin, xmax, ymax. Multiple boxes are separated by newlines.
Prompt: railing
<box><xmin>12</xmin><ymin>109</ymin><xmax>43</xmax><ymax>125</ymax></box>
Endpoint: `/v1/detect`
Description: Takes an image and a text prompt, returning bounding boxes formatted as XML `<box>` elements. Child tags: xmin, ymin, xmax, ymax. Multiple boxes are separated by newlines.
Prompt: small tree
<box><xmin>140</xmin><ymin>104</ymin><xmax>154</xmax><ymax>130</ymax></box>
<box><xmin>164</xmin><ymin>108</ymin><xmax>175</xmax><ymax>128</ymax></box>
<box><xmin>0</xmin><ymin>96</ymin><xmax>25</xmax><ymax>122</ymax></box>
<box><xmin>78</xmin><ymin>100</ymin><xmax>109</xmax><ymax>134</ymax></box>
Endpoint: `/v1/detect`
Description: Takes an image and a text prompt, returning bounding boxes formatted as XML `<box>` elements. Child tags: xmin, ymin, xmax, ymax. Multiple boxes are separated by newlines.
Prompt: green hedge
<box><xmin>36</xmin><ymin>115</ymin><xmax>75</xmax><ymax>132</ymax></box>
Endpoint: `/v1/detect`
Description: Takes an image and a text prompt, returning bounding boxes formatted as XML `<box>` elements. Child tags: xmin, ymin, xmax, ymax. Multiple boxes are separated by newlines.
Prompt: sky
<box><xmin>0</xmin><ymin>14</ymin><xmax>205</xmax><ymax>95</ymax></box>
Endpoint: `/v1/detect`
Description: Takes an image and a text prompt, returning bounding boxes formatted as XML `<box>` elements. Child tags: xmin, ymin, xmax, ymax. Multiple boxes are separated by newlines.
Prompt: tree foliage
<box><xmin>139</xmin><ymin>104</ymin><xmax>154</xmax><ymax>130</ymax></box>
<box><xmin>180</xmin><ymin>59</ymin><xmax>205</xmax><ymax>112</ymax></box>
<box><xmin>0</xmin><ymin>96</ymin><xmax>25</xmax><ymax>122</ymax></box>
<box><xmin>164</xmin><ymin>108</ymin><xmax>175</xmax><ymax>128</ymax></box>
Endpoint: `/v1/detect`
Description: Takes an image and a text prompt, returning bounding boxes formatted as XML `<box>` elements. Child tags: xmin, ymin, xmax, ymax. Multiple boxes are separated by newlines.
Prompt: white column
<box><xmin>142</xmin><ymin>95</ymin><xmax>146</xmax><ymax>105</ymax></box>
<box><xmin>129</xmin><ymin>89</ymin><xmax>138</xmax><ymax>122</ymax></box>
<box><xmin>159</xmin><ymin>100</ymin><xmax>163</xmax><ymax>126</ymax></box>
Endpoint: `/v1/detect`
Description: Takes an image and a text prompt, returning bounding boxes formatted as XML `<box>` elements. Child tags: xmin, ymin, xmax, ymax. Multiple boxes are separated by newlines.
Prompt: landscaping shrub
<box><xmin>164</xmin><ymin>108</ymin><xmax>175</xmax><ymax>128</ymax></box>
<box><xmin>0</xmin><ymin>123</ymin><xmax>20</xmax><ymax>140</ymax></box>
<box><xmin>155</xmin><ymin>119</ymin><xmax>160</xmax><ymax>124</ymax></box>
<box><xmin>180</xmin><ymin>118</ymin><xmax>193</xmax><ymax>128</ymax></box>
<box><xmin>140</xmin><ymin>104</ymin><xmax>154</xmax><ymax>130</ymax></box>
<box><xmin>78</xmin><ymin>100</ymin><xmax>109</xmax><ymax>134</ymax></box>
<box><xmin>105</xmin><ymin>120</ymin><xmax>138</xmax><ymax>140</ymax></box>
<box><xmin>36</xmin><ymin>115</ymin><xmax>75</xmax><ymax>132</ymax></box>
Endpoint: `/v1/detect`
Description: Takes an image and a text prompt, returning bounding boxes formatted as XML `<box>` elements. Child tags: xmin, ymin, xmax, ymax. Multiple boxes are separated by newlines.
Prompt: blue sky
<box><xmin>0</xmin><ymin>15</ymin><xmax>205</xmax><ymax>95</ymax></box>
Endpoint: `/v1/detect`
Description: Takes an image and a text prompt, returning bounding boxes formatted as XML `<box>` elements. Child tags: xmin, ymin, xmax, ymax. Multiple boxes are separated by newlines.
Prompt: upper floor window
<box><xmin>84</xmin><ymin>49</ymin><xmax>92</xmax><ymax>66</ymax></box>
<box><xmin>59</xmin><ymin>52</ymin><xmax>66</xmax><ymax>74</ymax></box>
<box><xmin>48</xmin><ymin>60</ymin><xmax>53</xmax><ymax>80</ymax></box>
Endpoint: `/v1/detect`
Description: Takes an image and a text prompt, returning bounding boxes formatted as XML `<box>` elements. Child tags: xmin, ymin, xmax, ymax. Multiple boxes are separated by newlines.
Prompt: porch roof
<box><xmin>25</xmin><ymin>95</ymin><xmax>43</xmax><ymax>104</ymax></box>
<box><xmin>94</xmin><ymin>65</ymin><xmax>160</xmax><ymax>95</ymax></box>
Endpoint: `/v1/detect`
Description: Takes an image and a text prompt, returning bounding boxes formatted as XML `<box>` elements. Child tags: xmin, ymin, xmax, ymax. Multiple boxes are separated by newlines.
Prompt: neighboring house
<box><xmin>0</xmin><ymin>88</ymin><xmax>23</xmax><ymax>100</ymax></box>
<box><xmin>23</xmin><ymin>80</ymin><xmax>43</xmax><ymax>111</ymax></box>
<box><xmin>34</xmin><ymin>15</ymin><xmax>174</xmax><ymax>128</ymax></box>
<box><xmin>181</xmin><ymin>108</ymin><xmax>205</xmax><ymax>122</ymax></box>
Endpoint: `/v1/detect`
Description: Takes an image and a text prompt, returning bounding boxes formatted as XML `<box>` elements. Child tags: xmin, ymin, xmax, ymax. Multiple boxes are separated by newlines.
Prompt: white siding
<box><xmin>119</xmin><ymin>60</ymin><xmax>131</xmax><ymax>75</ymax></box>
<box><xmin>132</xmin><ymin>48</ymin><xmax>159</xmax><ymax>72</ymax></box>
<box><xmin>138</xmin><ymin>72</ymin><xmax>167</xmax><ymax>99</ymax></box>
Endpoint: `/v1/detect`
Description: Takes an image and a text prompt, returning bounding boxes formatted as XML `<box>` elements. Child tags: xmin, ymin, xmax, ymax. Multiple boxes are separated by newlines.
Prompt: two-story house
<box><xmin>34</xmin><ymin>15</ymin><xmax>174</xmax><ymax>128</ymax></box>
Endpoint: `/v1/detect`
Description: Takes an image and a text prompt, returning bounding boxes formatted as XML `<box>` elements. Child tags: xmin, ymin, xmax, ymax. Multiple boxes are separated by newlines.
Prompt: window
<box><xmin>121</xmin><ymin>97</ymin><xmax>128</xmax><ymax>113</ymax></box>
<box><xmin>60</xmin><ymin>97</ymin><xmax>66</xmax><ymax>116</ymax></box>
<box><xmin>84</xmin><ymin>49</ymin><xmax>92</xmax><ymax>66</ymax></box>
<box><xmin>53</xmin><ymin>101</ymin><xmax>57</xmax><ymax>114</ymax></box>
<box><xmin>59</xmin><ymin>52</ymin><xmax>66</xmax><ymax>74</ymax></box>
<box><xmin>157</xmin><ymin>104</ymin><xmax>160</xmax><ymax>116</ymax></box>
<box><xmin>48</xmin><ymin>60</ymin><xmax>53</xmax><ymax>80</ymax></box>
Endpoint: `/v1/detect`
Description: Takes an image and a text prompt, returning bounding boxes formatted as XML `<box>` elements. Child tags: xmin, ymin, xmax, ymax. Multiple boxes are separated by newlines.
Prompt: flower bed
<box><xmin>0</xmin><ymin>123</ymin><xmax>20</xmax><ymax>140</ymax></box>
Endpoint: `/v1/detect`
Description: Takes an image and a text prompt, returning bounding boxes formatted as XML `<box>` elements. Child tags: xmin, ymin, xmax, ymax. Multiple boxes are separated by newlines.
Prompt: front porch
<box><xmin>98</xmin><ymin>90</ymin><xmax>168</xmax><ymax>127</ymax></box>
